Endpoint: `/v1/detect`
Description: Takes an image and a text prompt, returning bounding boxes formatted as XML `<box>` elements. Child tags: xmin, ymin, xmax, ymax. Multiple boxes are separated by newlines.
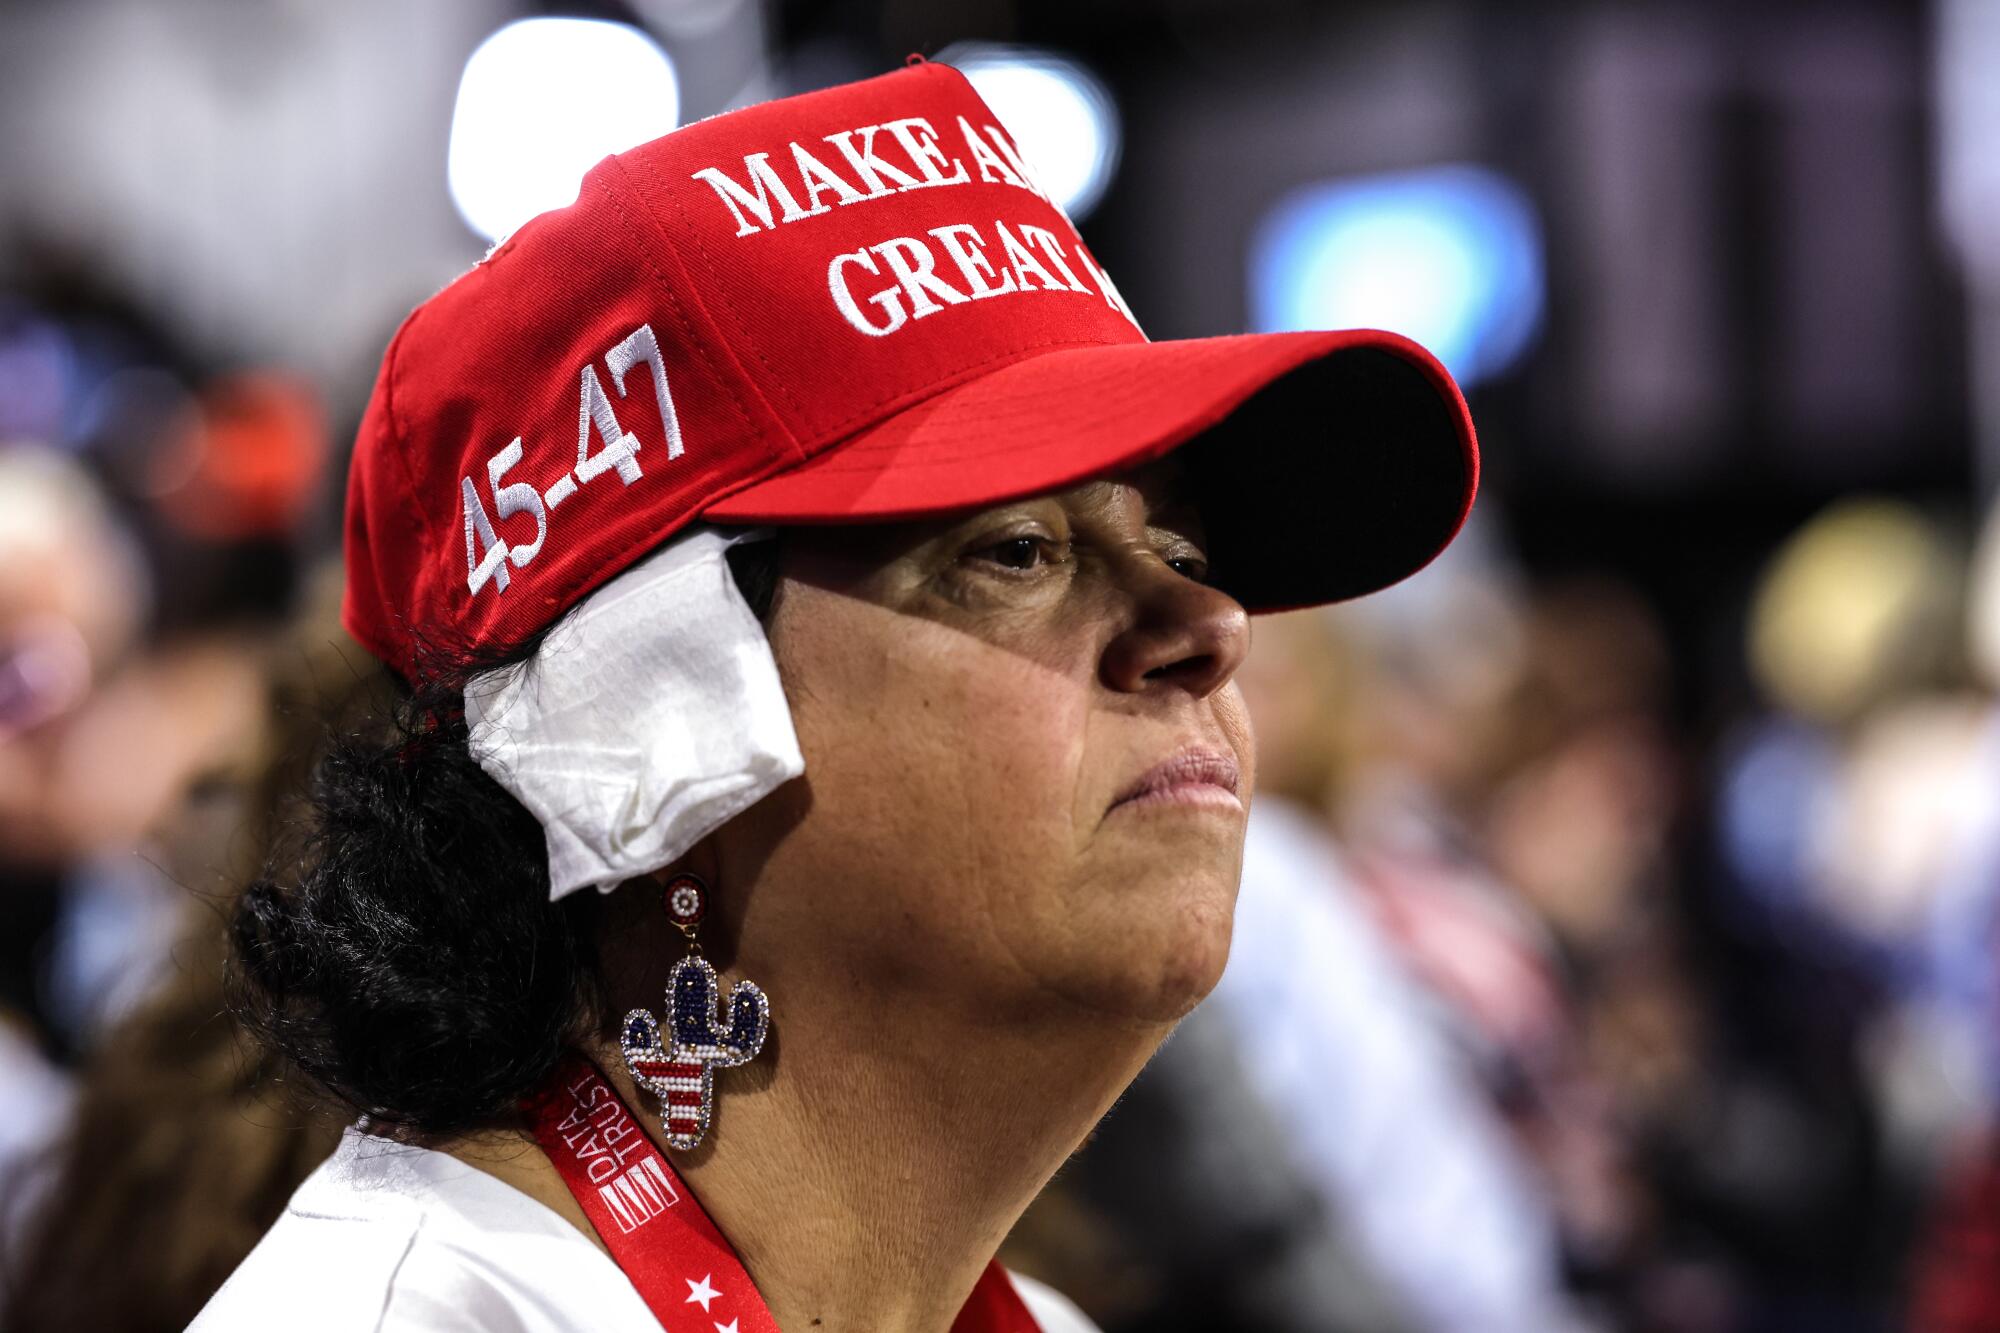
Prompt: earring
<box><xmin>619</xmin><ymin>872</ymin><xmax>771</xmax><ymax>1150</ymax></box>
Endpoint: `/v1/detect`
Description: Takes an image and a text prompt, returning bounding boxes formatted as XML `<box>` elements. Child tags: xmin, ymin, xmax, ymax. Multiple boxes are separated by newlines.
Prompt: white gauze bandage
<box><xmin>463</xmin><ymin>525</ymin><xmax>803</xmax><ymax>901</ymax></box>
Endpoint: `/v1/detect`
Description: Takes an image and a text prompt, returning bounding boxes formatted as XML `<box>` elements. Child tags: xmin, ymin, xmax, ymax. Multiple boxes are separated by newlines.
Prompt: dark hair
<box><xmin>229</xmin><ymin>537</ymin><xmax>785</xmax><ymax>1139</ymax></box>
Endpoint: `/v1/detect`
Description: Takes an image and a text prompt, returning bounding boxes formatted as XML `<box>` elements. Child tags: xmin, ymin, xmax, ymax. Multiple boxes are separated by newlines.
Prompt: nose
<box><xmin>1100</xmin><ymin>559</ymin><xmax>1252</xmax><ymax>699</ymax></box>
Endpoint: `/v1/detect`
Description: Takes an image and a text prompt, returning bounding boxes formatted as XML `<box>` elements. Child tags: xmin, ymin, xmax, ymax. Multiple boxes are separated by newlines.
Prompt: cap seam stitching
<box><xmin>595</xmin><ymin>161</ymin><xmax>762</xmax><ymax>447</ymax></box>
<box><xmin>379</xmin><ymin>313</ymin><xmax>421</xmax><ymax>520</ymax></box>
<box><xmin>377</xmin><ymin>310</ymin><xmax>436</xmax><ymax>671</ymax></box>
<box><xmin>659</xmin><ymin>171</ymin><xmax>811</xmax><ymax>429</ymax></box>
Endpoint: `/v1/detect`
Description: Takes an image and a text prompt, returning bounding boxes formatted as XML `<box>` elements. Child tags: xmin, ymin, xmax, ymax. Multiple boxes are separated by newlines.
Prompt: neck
<box><xmin>663</xmin><ymin>980</ymin><xmax>1159</xmax><ymax>1333</ymax></box>
<box><xmin>448</xmin><ymin>975</ymin><xmax>1161</xmax><ymax>1333</ymax></box>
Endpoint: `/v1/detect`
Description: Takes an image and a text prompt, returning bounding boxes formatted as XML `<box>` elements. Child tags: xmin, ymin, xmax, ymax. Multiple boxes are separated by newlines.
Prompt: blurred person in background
<box><xmin>0</xmin><ymin>271</ymin><xmax>328</xmax><ymax>1068</ymax></box>
<box><xmin>1312</xmin><ymin>535</ymin><xmax>1664</xmax><ymax>1317</ymax></box>
<box><xmin>1</xmin><ymin>564</ymin><xmax>361</xmax><ymax>1333</ymax></box>
<box><xmin>0</xmin><ymin>445</ymin><xmax>145</xmax><ymax>1232</ymax></box>
<box><xmin>1890</xmin><ymin>493</ymin><xmax>2000</xmax><ymax>1329</ymax></box>
<box><xmin>0</xmin><ymin>271</ymin><xmax>336</xmax><ymax>1320</ymax></box>
<box><xmin>1712</xmin><ymin>500</ymin><xmax>1972</xmax><ymax>1326</ymax></box>
<box><xmin>1214</xmin><ymin>600</ymin><xmax>1579</xmax><ymax>1331</ymax></box>
<box><xmin>1309</xmin><ymin>517</ymin><xmax>1910</xmax><ymax>1328</ymax></box>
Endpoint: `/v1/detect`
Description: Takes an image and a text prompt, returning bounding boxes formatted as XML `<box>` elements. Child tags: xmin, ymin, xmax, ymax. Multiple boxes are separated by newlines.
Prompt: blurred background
<box><xmin>1</xmin><ymin>1</ymin><xmax>1997</xmax><ymax>1330</ymax></box>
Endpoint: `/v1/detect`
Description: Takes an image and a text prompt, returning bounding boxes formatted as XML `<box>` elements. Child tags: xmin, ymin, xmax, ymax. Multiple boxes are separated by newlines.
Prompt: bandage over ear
<box><xmin>464</xmin><ymin>526</ymin><xmax>803</xmax><ymax>901</ymax></box>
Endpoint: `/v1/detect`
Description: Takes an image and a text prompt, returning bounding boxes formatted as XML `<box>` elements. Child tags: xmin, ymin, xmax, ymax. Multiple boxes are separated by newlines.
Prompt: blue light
<box><xmin>1249</xmin><ymin>165</ymin><xmax>1545</xmax><ymax>388</ymax></box>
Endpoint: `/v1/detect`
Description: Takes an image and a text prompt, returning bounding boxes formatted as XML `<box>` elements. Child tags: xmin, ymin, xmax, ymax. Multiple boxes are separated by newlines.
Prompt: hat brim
<box><xmin>700</xmin><ymin>327</ymin><xmax>1477</xmax><ymax>612</ymax></box>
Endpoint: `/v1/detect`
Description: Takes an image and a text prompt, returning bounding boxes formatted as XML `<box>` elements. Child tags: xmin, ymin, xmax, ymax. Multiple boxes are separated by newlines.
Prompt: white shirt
<box><xmin>192</xmin><ymin>1127</ymin><xmax>1098</xmax><ymax>1333</ymax></box>
<box><xmin>1213</xmin><ymin>802</ymin><xmax>1576</xmax><ymax>1333</ymax></box>
<box><xmin>0</xmin><ymin>1022</ymin><xmax>73</xmax><ymax>1308</ymax></box>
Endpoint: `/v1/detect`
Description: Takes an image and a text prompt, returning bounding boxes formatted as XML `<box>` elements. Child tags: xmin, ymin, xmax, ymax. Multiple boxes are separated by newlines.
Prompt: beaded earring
<box><xmin>618</xmin><ymin>872</ymin><xmax>770</xmax><ymax>1149</ymax></box>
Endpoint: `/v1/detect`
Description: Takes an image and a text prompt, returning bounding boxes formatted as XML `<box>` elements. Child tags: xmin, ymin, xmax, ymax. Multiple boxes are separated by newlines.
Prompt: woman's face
<box><xmin>717</xmin><ymin>458</ymin><xmax>1255</xmax><ymax>1028</ymax></box>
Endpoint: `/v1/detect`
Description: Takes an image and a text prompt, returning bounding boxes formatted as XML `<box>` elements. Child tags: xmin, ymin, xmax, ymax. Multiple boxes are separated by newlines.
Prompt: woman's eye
<box><xmin>1166</xmin><ymin>554</ymin><xmax>1210</xmax><ymax>583</ymax></box>
<box><xmin>971</xmin><ymin>536</ymin><xmax>1062</xmax><ymax>572</ymax></box>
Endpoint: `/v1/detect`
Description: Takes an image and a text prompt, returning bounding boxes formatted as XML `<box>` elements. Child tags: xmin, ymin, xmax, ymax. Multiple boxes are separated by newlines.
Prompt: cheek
<box><xmin>1040</xmin><ymin>680</ymin><xmax>1253</xmax><ymax>1019</ymax></box>
<box><xmin>758</xmin><ymin>595</ymin><xmax>1094</xmax><ymax>952</ymax></box>
<box><xmin>740</xmin><ymin>586</ymin><xmax>1250</xmax><ymax>1027</ymax></box>
<box><xmin>1217</xmin><ymin>681</ymin><xmax>1258</xmax><ymax>803</ymax></box>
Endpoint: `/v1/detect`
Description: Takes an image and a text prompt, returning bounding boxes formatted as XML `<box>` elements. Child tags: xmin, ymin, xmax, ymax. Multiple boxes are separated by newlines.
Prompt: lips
<box><xmin>1111</xmin><ymin>746</ymin><xmax>1242</xmax><ymax>811</ymax></box>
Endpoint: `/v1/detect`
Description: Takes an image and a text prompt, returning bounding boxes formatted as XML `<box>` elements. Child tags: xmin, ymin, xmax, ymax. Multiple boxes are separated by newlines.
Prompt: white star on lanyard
<box><xmin>685</xmin><ymin>1274</ymin><xmax>720</xmax><ymax>1311</ymax></box>
<box><xmin>714</xmin><ymin>1321</ymin><xmax>741</xmax><ymax>1333</ymax></box>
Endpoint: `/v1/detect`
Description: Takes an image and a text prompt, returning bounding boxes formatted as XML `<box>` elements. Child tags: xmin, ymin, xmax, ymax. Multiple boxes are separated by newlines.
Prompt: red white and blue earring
<box><xmin>619</xmin><ymin>872</ymin><xmax>770</xmax><ymax>1150</ymax></box>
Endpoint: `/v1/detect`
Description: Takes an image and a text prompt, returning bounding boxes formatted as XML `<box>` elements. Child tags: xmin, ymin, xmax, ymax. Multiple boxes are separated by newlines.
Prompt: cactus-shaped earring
<box><xmin>619</xmin><ymin>872</ymin><xmax>770</xmax><ymax>1150</ymax></box>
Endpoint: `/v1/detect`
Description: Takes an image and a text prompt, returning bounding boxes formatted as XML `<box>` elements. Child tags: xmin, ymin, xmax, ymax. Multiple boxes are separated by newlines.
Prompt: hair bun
<box><xmin>229</xmin><ymin>693</ymin><xmax>595</xmax><ymax>1136</ymax></box>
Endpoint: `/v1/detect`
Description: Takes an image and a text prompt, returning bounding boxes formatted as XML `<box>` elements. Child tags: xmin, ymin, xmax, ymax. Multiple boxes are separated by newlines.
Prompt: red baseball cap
<box><xmin>343</xmin><ymin>59</ymin><xmax>1478</xmax><ymax>681</ymax></box>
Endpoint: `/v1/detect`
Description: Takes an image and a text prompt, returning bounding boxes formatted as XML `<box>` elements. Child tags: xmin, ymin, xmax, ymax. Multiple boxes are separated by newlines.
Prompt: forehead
<box><xmin>1073</xmin><ymin>455</ymin><xmax>1198</xmax><ymax>518</ymax></box>
<box><xmin>986</xmin><ymin>455</ymin><xmax>1203</xmax><ymax>536</ymax></box>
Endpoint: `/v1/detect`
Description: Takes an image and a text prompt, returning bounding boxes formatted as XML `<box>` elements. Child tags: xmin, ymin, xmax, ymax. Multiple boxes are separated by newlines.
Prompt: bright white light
<box><xmin>1250</xmin><ymin>165</ymin><xmax>1546</xmax><ymax>389</ymax></box>
<box><xmin>947</xmin><ymin>44</ymin><xmax>1120</xmax><ymax>220</ymax></box>
<box><xmin>448</xmin><ymin>18</ymin><xmax>680</xmax><ymax>242</ymax></box>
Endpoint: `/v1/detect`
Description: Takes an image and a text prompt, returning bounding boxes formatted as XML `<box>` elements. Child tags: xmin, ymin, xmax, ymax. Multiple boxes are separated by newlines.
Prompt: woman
<box><xmin>195</xmin><ymin>60</ymin><xmax>1476</xmax><ymax>1332</ymax></box>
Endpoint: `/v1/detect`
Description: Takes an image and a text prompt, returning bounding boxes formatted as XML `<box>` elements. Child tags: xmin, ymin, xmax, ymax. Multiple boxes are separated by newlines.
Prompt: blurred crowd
<box><xmin>0</xmin><ymin>268</ymin><xmax>366</xmax><ymax>1329</ymax></box>
<box><xmin>3</xmin><ymin>3</ymin><xmax>1998</xmax><ymax>1332</ymax></box>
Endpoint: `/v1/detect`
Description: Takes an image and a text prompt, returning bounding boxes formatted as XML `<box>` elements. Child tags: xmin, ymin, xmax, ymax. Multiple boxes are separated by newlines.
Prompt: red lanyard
<box><xmin>523</xmin><ymin>1054</ymin><xmax>1044</xmax><ymax>1333</ymax></box>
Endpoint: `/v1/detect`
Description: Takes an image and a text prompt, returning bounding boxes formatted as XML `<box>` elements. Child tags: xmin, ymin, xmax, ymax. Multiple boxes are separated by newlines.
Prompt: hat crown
<box><xmin>344</xmin><ymin>62</ymin><xmax>1141</xmax><ymax>679</ymax></box>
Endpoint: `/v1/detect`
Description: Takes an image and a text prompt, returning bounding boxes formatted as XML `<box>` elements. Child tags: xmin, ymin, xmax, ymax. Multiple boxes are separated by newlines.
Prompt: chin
<box><xmin>1145</xmin><ymin>890</ymin><xmax>1237</xmax><ymax>1018</ymax></box>
<box><xmin>1059</xmin><ymin>867</ymin><xmax>1239</xmax><ymax>1025</ymax></box>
